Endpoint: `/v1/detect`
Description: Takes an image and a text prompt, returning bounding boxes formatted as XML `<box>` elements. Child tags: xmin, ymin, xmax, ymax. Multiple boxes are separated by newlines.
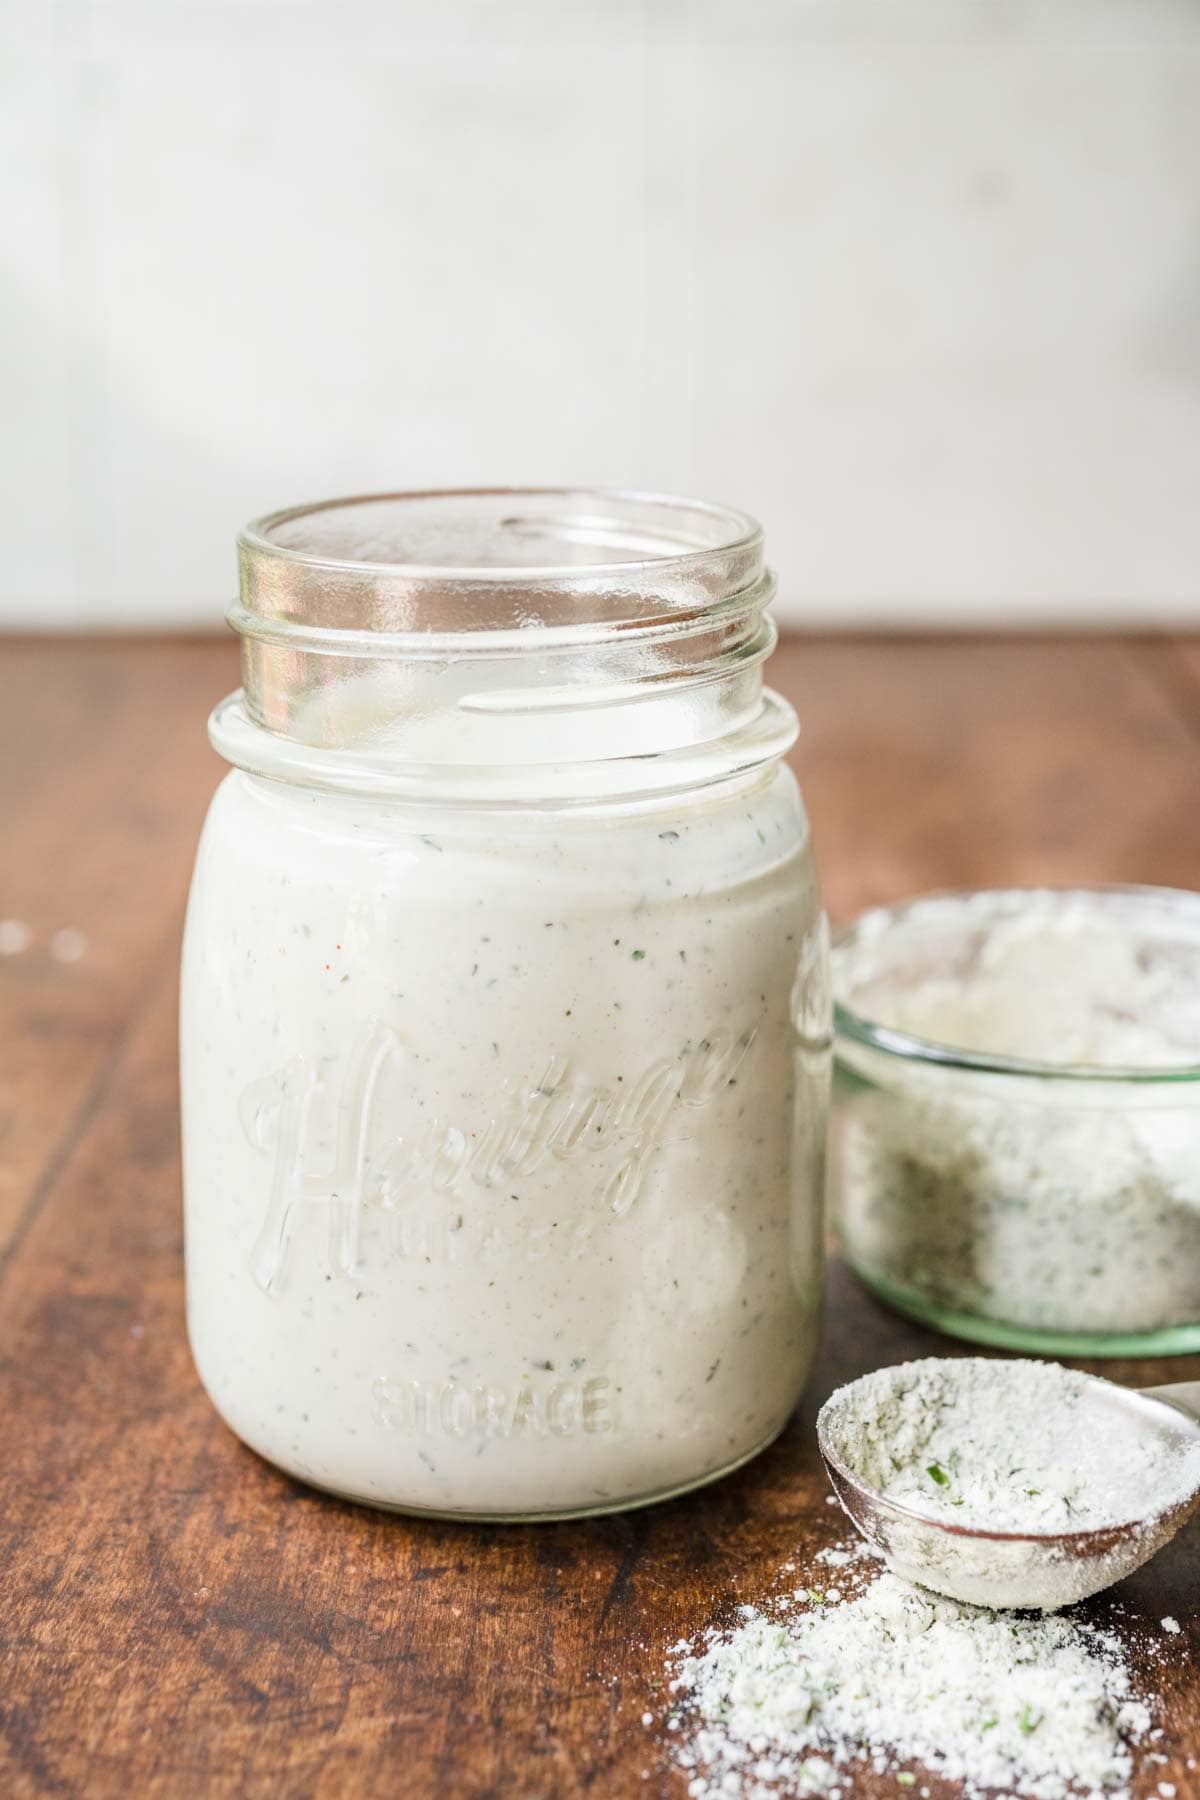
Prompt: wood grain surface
<box><xmin>2</xmin><ymin>633</ymin><xmax>1199</xmax><ymax>1799</ymax></box>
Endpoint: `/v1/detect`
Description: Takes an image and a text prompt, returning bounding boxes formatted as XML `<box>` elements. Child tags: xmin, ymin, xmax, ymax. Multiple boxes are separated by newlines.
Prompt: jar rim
<box><xmin>833</xmin><ymin>884</ymin><xmax>1200</xmax><ymax>1085</ymax></box>
<box><xmin>229</xmin><ymin>486</ymin><xmax>781</xmax><ymax>768</ymax></box>
<box><xmin>234</xmin><ymin>486</ymin><xmax>770</xmax><ymax>656</ymax></box>
<box><xmin>238</xmin><ymin>486</ymin><xmax>762</xmax><ymax>586</ymax></box>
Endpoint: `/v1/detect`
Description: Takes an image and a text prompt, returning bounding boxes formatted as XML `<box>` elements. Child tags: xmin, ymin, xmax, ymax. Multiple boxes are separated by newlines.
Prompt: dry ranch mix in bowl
<box><xmin>830</xmin><ymin>887</ymin><xmax>1200</xmax><ymax>1356</ymax></box>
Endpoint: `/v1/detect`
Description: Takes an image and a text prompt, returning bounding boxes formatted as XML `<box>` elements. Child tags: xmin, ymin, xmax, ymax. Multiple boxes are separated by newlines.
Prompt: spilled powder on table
<box><xmin>0</xmin><ymin>918</ymin><xmax>32</xmax><ymax>956</ymax></box>
<box><xmin>652</xmin><ymin>1539</ymin><xmax>1182</xmax><ymax>1800</ymax></box>
<box><xmin>50</xmin><ymin>926</ymin><xmax>87</xmax><ymax>963</ymax></box>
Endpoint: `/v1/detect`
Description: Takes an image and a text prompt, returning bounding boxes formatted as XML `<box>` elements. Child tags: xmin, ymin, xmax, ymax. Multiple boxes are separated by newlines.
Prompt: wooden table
<box><xmin>3</xmin><ymin>633</ymin><xmax>1199</xmax><ymax>1798</ymax></box>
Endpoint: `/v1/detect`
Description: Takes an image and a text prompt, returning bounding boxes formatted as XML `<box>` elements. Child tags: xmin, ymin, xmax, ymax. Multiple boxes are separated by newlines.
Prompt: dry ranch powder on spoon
<box><xmin>661</xmin><ymin>1549</ymin><xmax>1163</xmax><ymax>1800</ymax></box>
<box><xmin>820</xmin><ymin>1357</ymin><xmax>1200</xmax><ymax>1536</ymax></box>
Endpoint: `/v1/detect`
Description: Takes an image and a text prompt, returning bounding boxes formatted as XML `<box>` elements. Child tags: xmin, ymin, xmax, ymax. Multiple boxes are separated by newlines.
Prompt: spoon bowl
<box><xmin>818</xmin><ymin>1365</ymin><xmax>1200</xmax><ymax>1611</ymax></box>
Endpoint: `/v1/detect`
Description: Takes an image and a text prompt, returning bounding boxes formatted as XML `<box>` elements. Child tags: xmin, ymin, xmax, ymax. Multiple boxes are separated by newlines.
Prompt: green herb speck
<box><xmin>927</xmin><ymin>1462</ymin><xmax>951</xmax><ymax>1487</ymax></box>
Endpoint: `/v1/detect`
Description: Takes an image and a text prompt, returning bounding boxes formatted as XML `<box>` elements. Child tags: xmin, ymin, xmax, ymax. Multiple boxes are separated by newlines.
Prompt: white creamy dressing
<box><xmin>182</xmin><ymin>763</ymin><xmax>828</xmax><ymax>1516</ymax></box>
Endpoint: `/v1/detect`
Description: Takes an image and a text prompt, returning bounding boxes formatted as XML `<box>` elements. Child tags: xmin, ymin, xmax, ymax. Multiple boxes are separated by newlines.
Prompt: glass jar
<box><xmin>181</xmin><ymin>489</ymin><xmax>830</xmax><ymax>1519</ymax></box>
<box><xmin>831</xmin><ymin>887</ymin><xmax>1200</xmax><ymax>1357</ymax></box>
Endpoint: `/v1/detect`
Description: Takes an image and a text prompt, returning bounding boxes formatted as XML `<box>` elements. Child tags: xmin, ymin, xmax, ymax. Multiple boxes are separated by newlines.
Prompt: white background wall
<box><xmin>6</xmin><ymin>0</ymin><xmax>1200</xmax><ymax>630</ymax></box>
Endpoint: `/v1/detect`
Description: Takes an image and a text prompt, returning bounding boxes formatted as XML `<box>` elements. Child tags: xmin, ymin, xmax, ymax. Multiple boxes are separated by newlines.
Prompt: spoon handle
<box><xmin>1139</xmin><ymin>1381</ymin><xmax>1200</xmax><ymax>1425</ymax></box>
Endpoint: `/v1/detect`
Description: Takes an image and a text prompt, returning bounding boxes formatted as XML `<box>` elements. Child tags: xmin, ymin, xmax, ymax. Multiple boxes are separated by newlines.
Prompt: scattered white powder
<box><xmin>0</xmin><ymin>921</ymin><xmax>90</xmax><ymax>962</ymax></box>
<box><xmin>833</xmin><ymin>891</ymin><xmax>1200</xmax><ymax>1340</ymax></box>
<box><xmin>49</xmin><ymin>926</ymin><xmax>87</xmax><ymax>963</ymax></box>
<box><xmin>820</xmin><ymin>1358</ymin><xmax>1200</xmax><ymax>1535</ymax></box>
<box><xmin>0</xmin><ymin>918</ymin><xmax>32</xmax><ymax>956</ymax></box>
<box><xmin>664</xmin><ymin>1553</ymin><xmax>1160</xmax><ymax>1800</ymax></box>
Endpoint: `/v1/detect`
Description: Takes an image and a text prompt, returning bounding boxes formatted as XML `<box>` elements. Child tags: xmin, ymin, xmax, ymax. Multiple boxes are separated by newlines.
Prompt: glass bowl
<box><xmin>831</xmin><ymin>885</ymin><xmax>1200</xmax><ymax>1357</ymax></box>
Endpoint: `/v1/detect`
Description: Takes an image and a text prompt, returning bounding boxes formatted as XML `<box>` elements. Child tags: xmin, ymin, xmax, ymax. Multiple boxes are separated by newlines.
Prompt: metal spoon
<box><xmin>817</xmin><ymin>1366</ymin><xmax>1200</xmax><ymax>1611</ymax></box>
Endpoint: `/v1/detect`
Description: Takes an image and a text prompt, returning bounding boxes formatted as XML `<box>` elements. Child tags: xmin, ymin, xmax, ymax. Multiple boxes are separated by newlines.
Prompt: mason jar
<box><xmin>181</xmin><ymin>489</ymin><xmax>830</xmax><ymax>1519</ymax></box>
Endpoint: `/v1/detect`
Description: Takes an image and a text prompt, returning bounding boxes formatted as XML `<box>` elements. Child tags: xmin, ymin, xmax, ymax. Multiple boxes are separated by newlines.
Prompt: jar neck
<box><xmin>218</xmin><ymin>488</ymin><xmax>795</xmax><ymax>802</ymax></box>
<box><xmin>210</xmin><ymin>689</ymin><xmax>797</xmax><ymax>809</ymax></box>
